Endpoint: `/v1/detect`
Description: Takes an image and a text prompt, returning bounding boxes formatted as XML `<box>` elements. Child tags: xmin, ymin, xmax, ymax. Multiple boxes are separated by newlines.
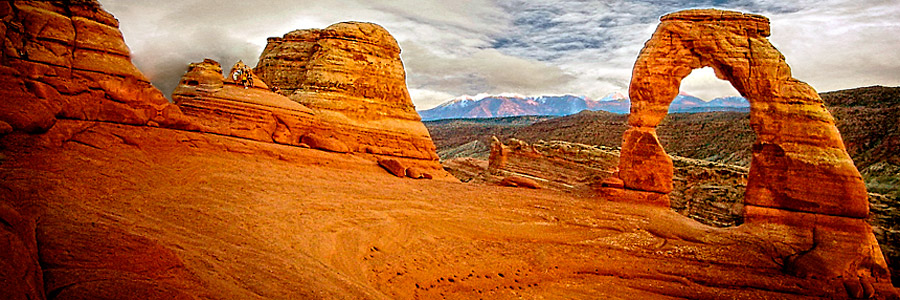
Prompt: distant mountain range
<box><xmin>417</xmin><ymin>92</ymin><xmax>749</xmax><ymax>121</ymax></box>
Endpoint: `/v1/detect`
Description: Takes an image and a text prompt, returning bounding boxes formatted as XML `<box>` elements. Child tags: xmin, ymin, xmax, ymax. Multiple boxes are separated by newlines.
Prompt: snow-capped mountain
<box><xmin>417</xmin><ymin>92</ymin><xmax>748</xmax><ymax>121</ymax></box>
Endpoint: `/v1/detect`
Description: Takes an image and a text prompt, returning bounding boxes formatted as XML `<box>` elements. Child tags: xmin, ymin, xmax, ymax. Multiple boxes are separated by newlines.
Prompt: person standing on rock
<box><xmin>240</xmin><ymin>68</ymin><xmax>249</xmax><ymax>89</ymax></box>
<box><xmin>245</xmin><ymin>66</ymin><xmax>253</xmax><ymax>88</ymax></box>
<box><xmin>232</xmin><ymin>67</ymin><xmax>242</xmax><ymax>82</ymax></box>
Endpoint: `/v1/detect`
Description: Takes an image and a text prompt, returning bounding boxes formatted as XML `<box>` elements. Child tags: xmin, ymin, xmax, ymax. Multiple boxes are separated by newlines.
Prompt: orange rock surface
<box><xmin>0</xmin><ymin>1</ymin><xmax>190</xmax><ymax>132</ymax></box>
<box><xmin>2</xmin><ymin>120</ymin><xmax>898</xmax><ymax>299</ymax></box>
<box><xmin>1</xmin><ymin>3</ymin><xmax>897</xmax><ymax>299</ymax></box>
<box><xmin>622</xmin><ymin>9</ymin><xmax>867</xmax><ymax>218</ymax></box>
<box><xmin>172</xmin><ymin>57</ymin><xmax>448</xmax><ymax>177</ymax></box>
<box><xmin>173</xmin><ymin>59</ymin><xmax>320</xmax><ymax>144</ymax></box>
<box><xmin>616</xmin><ymin>8</ymin><xmax>889</xmax><ymax>291</ymax></box>
<box><xmin>255</xmin><ymin>22</ymin><xmax>440</xmax><ymax>162</ymax></box>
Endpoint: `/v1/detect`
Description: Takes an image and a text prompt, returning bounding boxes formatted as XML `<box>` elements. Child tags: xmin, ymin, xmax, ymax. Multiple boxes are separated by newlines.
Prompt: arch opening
<box><xmin>657</xmin><ymin>67</ymin><xmax>755</xmax><ymax>227</ymax></box>
<box><xmin>617</xmin><ymin>8</ymin><xmax>868</xmax><ymax>224</ymax></box>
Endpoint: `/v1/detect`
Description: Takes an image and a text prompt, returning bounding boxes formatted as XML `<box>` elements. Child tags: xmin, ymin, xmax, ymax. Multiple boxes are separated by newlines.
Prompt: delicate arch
<box><xmin>619</xmin><ymin>9</ymin><xmax>867</xmax><ymax>218</ymax></box>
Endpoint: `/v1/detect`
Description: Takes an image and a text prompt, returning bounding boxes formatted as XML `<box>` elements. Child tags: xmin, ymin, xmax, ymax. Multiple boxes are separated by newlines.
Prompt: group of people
<box><xmin>230</xmin><ymin>62</ymin><xmax>282</xmax><ymax>94</ymax></box>
<box><xmin>231</xmin><ymin>65</ymin><xmax>254</xmax><ymax>89</ymax></box>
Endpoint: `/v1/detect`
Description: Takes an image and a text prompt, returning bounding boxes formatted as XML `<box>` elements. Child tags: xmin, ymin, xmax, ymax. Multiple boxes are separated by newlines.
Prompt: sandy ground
<box><xmin>0</xmin><ymin>120</ymin><xmax>892</xmax><ymax>299</ymax></box>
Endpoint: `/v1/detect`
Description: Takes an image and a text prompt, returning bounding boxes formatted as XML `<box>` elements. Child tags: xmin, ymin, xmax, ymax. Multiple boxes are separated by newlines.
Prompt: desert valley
<box><xmin>1</xmin><ymin>1</ymin><xmax>899</xmax><ymax>299</ymax></box>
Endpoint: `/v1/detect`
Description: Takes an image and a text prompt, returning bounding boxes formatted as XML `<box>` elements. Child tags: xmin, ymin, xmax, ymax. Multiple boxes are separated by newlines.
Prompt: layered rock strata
<box><xmin>479</xmin><ymin>138</ymin><xmax>747</xmax><ymax>226</ymax></box>
<box><xmin>173</xmin><ymin>56</ymin><xmax>448</xmax><ymax>178</ymax></box>
<box><xmin>173</xmin><ymin>59</ymin><xmax>317</xmax><ymax>144</ymax></box>
<box><xmin>3</xmin><ymin>120</ymin><xmax>899</xmax><ymax>299</ymax></box>
<box><xmin>255</xmin><ymin>22</ymin><xmax>439</xmax><ymax>162</ymax></box>
<box><xmin>622</xmin><ymin>9</ymin><xmax>866</xmax><ymax>218</ymax></box>
<box><xmin>0</xmin><ymin>1</ymin><xmax>190</xmax><ymax>133</ymax></box>
<box><xmin>615</xmin><ymin>8</ymin><xmax>889</xmax><ymax>292</ymax></box>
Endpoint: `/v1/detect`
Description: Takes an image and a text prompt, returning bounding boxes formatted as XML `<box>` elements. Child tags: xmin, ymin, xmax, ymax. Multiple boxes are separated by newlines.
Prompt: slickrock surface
<box><xmin>1</xmin><ymin>119</ymin><xmax>897</xmax><ymax>299</ymax></box>
<box><xmin>615</xmin><ymin>8</ymin><xmax>888</xmax><ymax>291</ymax></box>
<box><xmin>0</xmin><ymin>1</ymin><xmax>191</xmax><ymax>133</ymax></box>
<box><xmin>255</xmin><ymin>22</ymin><xmax>439</xmax><ymax>163</ymax></box>
<box><xmin>1</xmin><ymin>3</ymin><xmax>896</xmax><ymax>299</ymax></box>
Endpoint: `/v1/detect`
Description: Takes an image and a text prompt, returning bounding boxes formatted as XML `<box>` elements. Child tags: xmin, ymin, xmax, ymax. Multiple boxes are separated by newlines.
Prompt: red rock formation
<box><xmin>173</xmin><ymin>59</ymin><xmax>317</xmax><ymax>144</ymax></box>
<box><xmin>487</xmin><ymin>136</ymin><xmax>509</xmax><ymax>174</ymax></box>
<box><xmin>6</xmin><ymin>119</ymin><xmax>897</xmax><ymax>299</ymax></box>
<box><xmin>0</xmin><ymin>1</ymin><xmax>191</xmax><ymax>133</ymax></box>
<box><xmin>301</xmin><ymin>132</ymin><xmax>350</xmax><ymax>153</ymax></box>
<box><xmin>499</xmin><ymin>175</ymin><xmax>541</xmax><ymax>189</ymax></box>
<box><xmin>3</xmin><ymin>3</ymin><xmax>898</xmax><ymax>299</ymax></box>
<box><xmin>378</xmin><ymin>157</ymin><xmax>408</xmax><ymax>177</ymax></box>
<box><xmin>622</xmin><ymin>9</ymin><xmax>866</xmax><ymax>218</ymax></box>
<box><xmin>617</xmin><ymin>9</ymin><xmax>890</xmax><ymax>294</ymax></box>
<box><xmin>0</xmin><ymin>203</ymin><xmax>43</xmax><ymax>300</ymax></box>
<box><xmin>173</xmin><ymin>57</ymin><xmax>450</xmax><ymax>179</ymax></box>
<box><xmin>255</xmin><ymin>22</ymin><xmax>439</xmax><ymax>162</ymax></box>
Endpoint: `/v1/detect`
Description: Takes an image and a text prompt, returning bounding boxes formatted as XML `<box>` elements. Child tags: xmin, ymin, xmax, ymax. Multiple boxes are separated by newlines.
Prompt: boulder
<box><xmin>406</xmin><ymin>166</ymin><xmax>426</xmax><ymax>179</ymax></box>
<box><xmin>599</xmin><ymin>177</ymin><xmax>624</xmax><ymax>189</ymax></box>
<box><xmin>499</xmin><ymin>176</ymin><xmax>541</xmax><ymax>189</ymax></box>
<box><xmin>378</xmin><ymin>158</ymin><xmax>407</xmax><ymax>177</ymax></box>
<box><xmin>301</xmin><ymin>133</ymin><xmax>350</xmax><ymax>153</ymax></box>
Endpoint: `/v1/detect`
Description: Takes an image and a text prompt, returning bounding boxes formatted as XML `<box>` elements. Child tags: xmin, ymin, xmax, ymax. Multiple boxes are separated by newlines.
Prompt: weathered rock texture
<box><xmin>425</xmin><ymin>87</ymin><xmax>900</xmax><ymax>286</ymax></box>
<box><xmin>618</xmin><ymin>9</ymin><xmax>889</xmax><ymax>292</ymax></box>
<box><xmin>0</xmin><ymin>1</ymin><xmax>191</xmax><ymax>133</ymax></box>
<box><xmin>622</xmin><ymin>9</ymin><xmax>866</xmax><ymax>218</ymax></box>
<box><xmin>173</xmin><ymin>59</ymin><xmax>317</xmax><ymax>144</ymax></box>
<box><xmin>173</xmin><ymin>54</ymin><xmax>448</xmax><ymax>178</ymax></box>
<box><xmin>5</xmin><ymin>119</ymin><xmax>900</xmax><ymax>299</ymax></box>
<box><xmin>0</xmin><ymin>203</ymin><xmax>43</xmax><ymax>300</ymax></box>
<box><xmin>475</xmin><ymin>138</ymin><xmax>747</xmax><ymax>226</ymax></box>
<box><xmin>255</xmin><ymin>22</ymin><xmax>439</xmax><ymax>162</ymax></box>
<box><xmin>3</xmin><ymin>3</ymin><xmax>899</xmax><ymax>298</ymax></box>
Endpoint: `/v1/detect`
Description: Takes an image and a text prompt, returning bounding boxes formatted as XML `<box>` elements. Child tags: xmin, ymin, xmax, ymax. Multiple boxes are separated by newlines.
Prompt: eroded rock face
<box><xmin>0</xmin><ymin>203</ymin><xmax>43</xmax><ymax>300</ymax></box>
<box><xmin>619</xmin><ymin>9</ymin><xmax>889</xmax><ymax>292</ymax></box>
<box><xmin>0</xmin><ymin>1</ymin><xmax>191</xmax><ymax>133</ymax></box>
<box><xmin>173</xmin><ymin>59</ymin><xmax>316</xmax><ymax>144</ymax></box>
<box><xmin>255</xmin><ymin>22</ymin><xmax>439</xmax><ymax>162</ymax></box>
<box><xmin>475</xmin><ymin>138</ymin><xmax>747</xmax><ymax>226</ymax></box>
<box><xmin>173</xmin><ymin>57</ymin><xmax>450</xmax><ymax>179</ymax></box>
<box><xmin>622</xmin><ymin>9</ymin><xmax>866</xmax><ymax>218</ymax></box>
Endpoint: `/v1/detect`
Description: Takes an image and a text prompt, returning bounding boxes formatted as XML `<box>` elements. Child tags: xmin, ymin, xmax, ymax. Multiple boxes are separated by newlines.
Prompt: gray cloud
<box><xmin>101</xmin><ymin>0</ymin><xmax>900</xmax><ymax>109</ymax></box>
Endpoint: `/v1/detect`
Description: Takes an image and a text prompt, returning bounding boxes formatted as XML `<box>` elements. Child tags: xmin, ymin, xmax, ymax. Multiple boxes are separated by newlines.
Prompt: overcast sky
<box><xmin>101</xmin><ymin>0</ymin><xmax>900</xmax><ymax>110</ymax></box>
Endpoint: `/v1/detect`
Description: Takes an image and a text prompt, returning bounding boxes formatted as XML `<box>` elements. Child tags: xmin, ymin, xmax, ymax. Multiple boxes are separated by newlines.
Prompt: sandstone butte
<box><xmin>172</xmin><ymin>28</ymin><xmax>448</xmax><ymax>178</ymax></box>
<box><xmin>254</xmin><ymin>22</ymin><xmax>441</xmax><ymax>165</ymax></box>
<box><xmin>0</xmin><ymin>1</ymin><xmax>896</xmax><ymax>299</ymax></box>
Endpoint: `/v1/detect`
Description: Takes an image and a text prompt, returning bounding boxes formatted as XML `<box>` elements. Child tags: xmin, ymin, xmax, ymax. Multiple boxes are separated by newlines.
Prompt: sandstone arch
<box><xmin>619</xmin><ymin>9</ymin><xmax>868</xmax><ymax>219</ymax></box>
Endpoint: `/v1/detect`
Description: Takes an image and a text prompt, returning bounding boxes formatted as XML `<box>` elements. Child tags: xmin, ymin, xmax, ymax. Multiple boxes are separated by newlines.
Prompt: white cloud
<box><xmin>680</xmin><ymin>68</ymin><xmax>743</xmax><ymax>100</ymax></box>
<box><xmin>768</xmin><ymin>0</ymin><xmax>900</xmax><ymax>93</ymax></box>
<box><xmin>407</xmin><ymin>89</ymin><xmax>455</xmax><ymax>110</ymax></box>
<box><xmin>100</xmin><ymin>0</ymin><xmax>900</xmax><ymax>107</ymax></box>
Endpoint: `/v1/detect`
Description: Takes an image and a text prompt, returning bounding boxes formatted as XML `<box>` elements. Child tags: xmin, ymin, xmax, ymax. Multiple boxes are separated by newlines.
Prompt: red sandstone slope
<box><xmin>1</xmin><ymin>3</ymin><xmax>898</xmax><ymax>299</ymax></box>
<box><xmin>2</xmin><ymin>120</ymin><xmax>897</xmax><ymax>299</ymax></box>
